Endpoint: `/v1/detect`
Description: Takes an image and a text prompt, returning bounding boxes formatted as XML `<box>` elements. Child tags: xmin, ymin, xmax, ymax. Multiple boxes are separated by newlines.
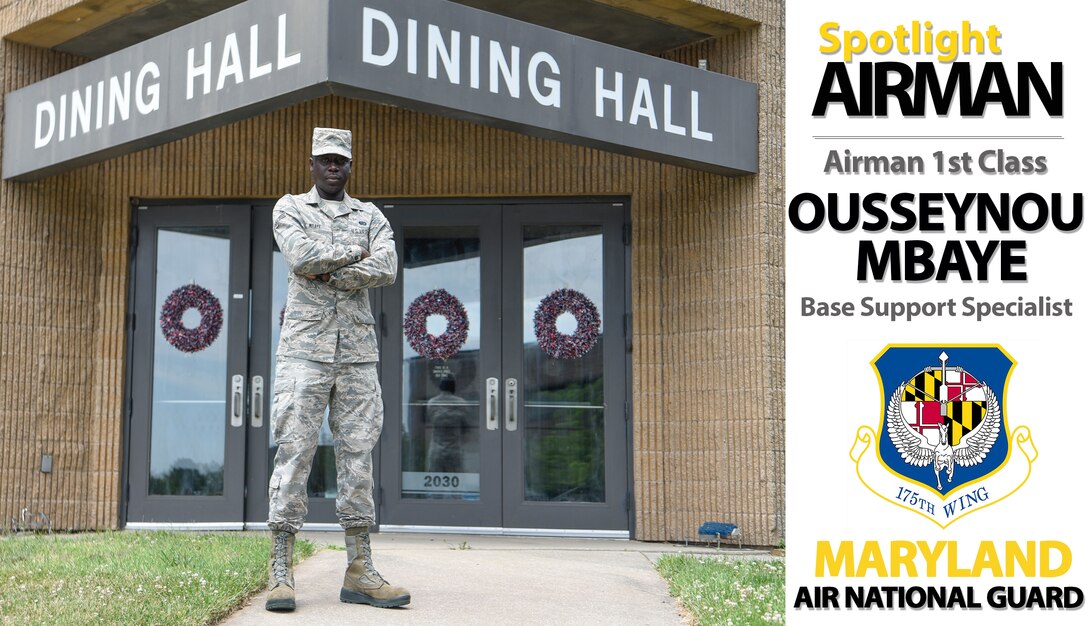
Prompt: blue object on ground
<box><xmin>698</xmin><ymin>522</ymin><xmax>738</xmax><ymax>537</ymax></box>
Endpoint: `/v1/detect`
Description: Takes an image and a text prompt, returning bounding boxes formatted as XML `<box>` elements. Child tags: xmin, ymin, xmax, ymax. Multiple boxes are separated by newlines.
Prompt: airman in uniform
<box><xmin>265</xmin><ymin>127</ymin><xmax>409</xmax><ymax>611</ymax></box>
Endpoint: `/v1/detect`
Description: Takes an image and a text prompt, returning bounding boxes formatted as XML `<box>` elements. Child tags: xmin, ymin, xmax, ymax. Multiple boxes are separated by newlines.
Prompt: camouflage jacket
<box><xmin>273</xmin><ymin>187</ymin><xmax>398</xmax><ymax>363</ymax></box>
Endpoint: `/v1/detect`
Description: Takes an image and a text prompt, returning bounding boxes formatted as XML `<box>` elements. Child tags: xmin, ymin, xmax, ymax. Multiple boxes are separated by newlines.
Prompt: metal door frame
<box><xmin>121</xmin><ymin>197</ymin><xmax>631</xmax><ymax>534</ymax></box>
<box><xmin>124</xmin><ymin>200</ymin><xmax>366</xmax><ymax>528</ymax></box>
<box><xmin>125</xmin><ymin>204</ymin><xmax>252</xmax><ymax>524</ymax></box>
<box><xmin>246</xmin><ymin>202</ymin><xmax>381</xmax><ymax>528</ymax></box>
<box><xmin>500</xmin><ymin>202</ymin><xmax>629</xmax><ymax>531</ymax></box>
<box><xmin>377</xmin><ymin>203</ymin><xmax>505</xmax><ymax>527</ymax></box>
<box><xmin>377</xmin><ymin>197</ymin><xmax>632</xmax><ymax>534</ymax></box>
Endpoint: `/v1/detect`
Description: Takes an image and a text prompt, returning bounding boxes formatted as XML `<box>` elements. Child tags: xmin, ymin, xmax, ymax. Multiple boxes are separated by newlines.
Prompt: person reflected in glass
<box><xmin>425</xmin><ymin>378</ymin><xmax>471</xmax><ymax>474</ymax></box>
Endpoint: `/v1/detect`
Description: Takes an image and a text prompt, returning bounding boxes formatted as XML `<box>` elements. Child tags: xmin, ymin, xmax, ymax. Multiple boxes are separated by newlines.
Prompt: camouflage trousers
<box><xmin>267</xmin><ymin>357</ymin><xmax>383</xmax><ymax>533</ymax></box>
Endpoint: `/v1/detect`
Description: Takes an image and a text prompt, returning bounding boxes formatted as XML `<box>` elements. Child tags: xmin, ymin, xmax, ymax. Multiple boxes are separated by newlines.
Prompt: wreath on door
<box><xmin>533</xmin><ymin>288</ymin><xmax>600</xmax><ymax>359</ymax></box>
<box><xmin>404</xmin><ymin>288</ymin><xmax>469</xmax><ymax>361</ymax></box>
<box><xmin>159</xmin><ymin>283</ymin><xmax>224</xmax><ymax>353</ymax></box>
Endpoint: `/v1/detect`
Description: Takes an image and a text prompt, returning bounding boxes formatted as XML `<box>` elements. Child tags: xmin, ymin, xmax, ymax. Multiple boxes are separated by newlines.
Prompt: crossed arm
<box><xmin>325</xmin><ymin>213</ymin><xmax>397</xmax><ymax>290</ymax></box>
<box><xmin>273</xmin><ymin>197</ymin><xmax>365</xmax><ymax>276</ymax></box>
<box><xmin>273</xmin><ymin>198</ymin><xmax>397</xmax><ymax>290</ymax></box>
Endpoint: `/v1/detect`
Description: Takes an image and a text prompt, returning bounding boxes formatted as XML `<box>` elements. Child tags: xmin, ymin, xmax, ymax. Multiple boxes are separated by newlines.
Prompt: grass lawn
<box><xmin>656</xmin><ymin>554</ymin><xmax>785</xmax><ymax>626</ymax></box>
<box><xmin>0</xmin><ymin>531</ymin><xmax>315</xmax><ymax>625</ymax></box>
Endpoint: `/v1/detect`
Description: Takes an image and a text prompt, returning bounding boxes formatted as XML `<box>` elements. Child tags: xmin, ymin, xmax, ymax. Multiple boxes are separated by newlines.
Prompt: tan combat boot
<box><xmin>265</xmin><ymin>531</ymin><xmax>296</xmax><ymax>611</ymax></box>
<box><xmin>340</xmin><ymin>527</ymin><xmax>411</xmax><ymax>608</ymax></box>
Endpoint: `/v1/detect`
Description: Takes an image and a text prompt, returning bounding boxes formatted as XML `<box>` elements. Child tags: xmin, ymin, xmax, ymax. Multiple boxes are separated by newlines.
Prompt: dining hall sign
<box><xmin>3</xmin><ymin>0</ymin><xmax>758</xmax><ymax>180</ymax></box>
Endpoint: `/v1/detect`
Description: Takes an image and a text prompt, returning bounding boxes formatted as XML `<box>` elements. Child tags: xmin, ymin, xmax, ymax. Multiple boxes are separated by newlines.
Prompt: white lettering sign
<box><xmin>30</xmin><ymin>10</ymin><xmax>301</xmax><ymax>153</ymax></box>
<box><xmin>362</xmin><ymin>11</ymin><xmax>573</xmax><ymax>109</ymax></box>
<box><xmin>6</xmin><ymin>0</ymin><xmax>755</xmax><ymax>180</ymax></box>
<box><xmin>187</xmin><ymin>12</ymin><xmax>300</xmax><ymax>101</ymax></box>
<box><xmin>32</xmin><ymin>62</ymin><xmax>162</xmax><ymax>149</ymax></box>
<box><xmin>595</xmin><ymin>66</ymin><xmax>714</xmax><ymax>142</ymax></box>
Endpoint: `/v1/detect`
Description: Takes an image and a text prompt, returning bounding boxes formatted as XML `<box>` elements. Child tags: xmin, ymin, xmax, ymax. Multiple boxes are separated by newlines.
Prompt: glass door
<box><xmin>128</xmin><ymin>203</ymin><xmax>348</xmax><ymax>527</ymax></box>
<box><xmin>379</xmin><ymin>201</ymin><xmax>629</xmax><ymax>532</ymax></box>
<box><xmin>501</xmin><ymin>204</ymin><xmax>628</xmax><ymax>531</ymax></box>
<box><xmin>378</xmin><ymin>205</ymin><xmax>504</xmax><ymax>527</ymax></box>
<box><xmin>127</xmin><ymin>205</ymin><xmax>252</xmax><ymax>524</ymax></box>
<box><xmin>244</xmin><ymin>207</ymin><xmax>350</xmax><ymax>526</ymax></box>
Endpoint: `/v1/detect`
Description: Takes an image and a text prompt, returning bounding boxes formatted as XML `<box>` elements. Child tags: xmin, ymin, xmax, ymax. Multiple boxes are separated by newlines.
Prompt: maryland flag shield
<box><xmin>851</xmin><ymin>345</ymin><xmax>1038</xmax><ymax>527</ymax></box>
<box><xmin>899</xmin><ymin>368</ymin><xmax>986</xmax><ymax>447</ymax></box>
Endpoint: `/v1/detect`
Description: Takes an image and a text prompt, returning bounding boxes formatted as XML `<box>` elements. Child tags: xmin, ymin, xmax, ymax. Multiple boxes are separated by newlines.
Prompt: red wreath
<box><xmin>404</xmin><ymin>289</ymin><xmax>469</xmax><ymax>361</ymax></box>
<box><xmin>159</xmin><ymin>283</ymin><xmax>224</xmax><ymax>353</ymax></box>
<box><xmin>533</xmin><ymin>288</ymin><xmax>600</xmax><ymax>359</ymax></box>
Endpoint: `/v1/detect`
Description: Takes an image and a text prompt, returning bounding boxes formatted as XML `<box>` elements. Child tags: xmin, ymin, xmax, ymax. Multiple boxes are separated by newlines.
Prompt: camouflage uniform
<box><xmin>267</xmin><ymin>186</ymin><xmax>397</xmax><ymax>532</ymax></box>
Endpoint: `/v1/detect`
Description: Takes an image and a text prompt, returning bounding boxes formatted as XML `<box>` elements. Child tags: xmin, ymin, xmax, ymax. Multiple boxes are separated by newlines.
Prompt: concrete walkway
<box><xmin>223</xmin><ymin>532</ymin><xmax>752</xmax><ymax>625</ymax></box>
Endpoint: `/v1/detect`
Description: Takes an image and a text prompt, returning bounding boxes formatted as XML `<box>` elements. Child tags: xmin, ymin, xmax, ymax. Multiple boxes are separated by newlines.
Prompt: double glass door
<box><xmin>126</xmin><ymin>200</ymin><xmax>630</xmax><ymax>534</ymax></box>
<box><xmin>127</xmin><ymin>203</ymin><xmax>342</xmax><ymax>526</ymax></box>
<box><xmin>379</xmin><ymin>202</ymin><xmax>630</xmax><ymax>532</ymax></box>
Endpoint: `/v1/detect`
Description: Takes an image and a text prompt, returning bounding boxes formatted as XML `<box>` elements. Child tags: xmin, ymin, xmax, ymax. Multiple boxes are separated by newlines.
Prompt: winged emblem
<box><xmin>885</xmin><ymin>353</ymin><xmax>1002</xmax><ymax>491</ymax></box>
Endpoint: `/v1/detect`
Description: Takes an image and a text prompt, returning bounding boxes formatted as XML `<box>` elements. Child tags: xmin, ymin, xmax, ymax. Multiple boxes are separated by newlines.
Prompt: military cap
<box><xmin>312</xmin><ymin>127</ymin><xmax>352</xmax><ymax>159</ymax></box>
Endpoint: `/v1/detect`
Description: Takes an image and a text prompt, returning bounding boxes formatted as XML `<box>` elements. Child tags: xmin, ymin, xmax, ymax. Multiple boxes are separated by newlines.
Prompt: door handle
<box><xmin>230</xmin><ymin>374</ymin><xmax>244</xmax><ymax>427</ymax></box>
<box><xmin>485</xmin><ymin>377</ymin><xmax>499</xmax><ymax>431</ymax></box>
<box><xmin>504</xmin><ymin>378</ymin><xmax>518</xmax><ymax>431</ymax></box>
<box><xmin>250</xmin><ymin>375</ymin><xmax>264</xmax><ymax>428</ymax></box>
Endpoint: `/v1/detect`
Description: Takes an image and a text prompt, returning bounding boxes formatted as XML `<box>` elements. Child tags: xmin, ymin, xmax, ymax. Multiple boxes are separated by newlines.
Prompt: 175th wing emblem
<box><xmin>851</xmin><ymin>345</ymin><xmax>1037</xmax><ymax>527</ymax></box>
<box><xmin>885</xmin><ymin>352</ymin><xmax>1002</xmax><ymax>491</ymax></box>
